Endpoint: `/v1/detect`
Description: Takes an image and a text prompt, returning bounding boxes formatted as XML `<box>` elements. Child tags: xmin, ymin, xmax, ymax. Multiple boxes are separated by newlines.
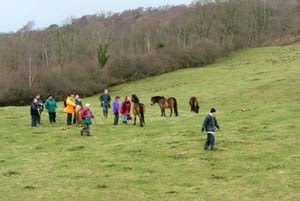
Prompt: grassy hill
<box><xmin>0</xmin><ymin>43</ymin><xmax>299</xmax><ymax>201</ymax></box>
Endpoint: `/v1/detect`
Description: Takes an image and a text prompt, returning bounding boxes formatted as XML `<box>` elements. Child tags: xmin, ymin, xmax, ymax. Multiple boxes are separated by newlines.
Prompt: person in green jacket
<box><xmin>44</xmin><ymin>95</ymin><xmax>57</xmax><ymax>123</ymax></box>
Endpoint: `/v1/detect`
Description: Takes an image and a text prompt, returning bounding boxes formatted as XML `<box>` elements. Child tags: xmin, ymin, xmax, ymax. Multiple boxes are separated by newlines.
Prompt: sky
<box><xmin>0</xmin><ymin>0</ymin><xmax>192</xmax><ymax>33</ymax></box>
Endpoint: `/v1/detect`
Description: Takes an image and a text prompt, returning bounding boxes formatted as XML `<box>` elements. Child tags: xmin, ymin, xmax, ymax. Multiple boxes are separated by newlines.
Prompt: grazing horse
<box><xmin>189</xmin><ymin>96</ymin><xmax>200</xmax><ymax>113</ymax></box>
<box><xmin>131</xmin><ymin>94</ymin><xmax>145</xmax><ymax>127</ymax></box>
<box><xmin>151</xmin><ymin>96</ymin><xmax>178</xmax><ymax>117</ymax></box>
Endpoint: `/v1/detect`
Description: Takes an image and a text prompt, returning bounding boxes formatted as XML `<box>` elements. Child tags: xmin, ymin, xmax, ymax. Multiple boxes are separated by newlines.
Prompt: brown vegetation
<box><xmin>0</xmin><ymin>0</ymin><xmax>299</xmax><ymax>105</ymax></box>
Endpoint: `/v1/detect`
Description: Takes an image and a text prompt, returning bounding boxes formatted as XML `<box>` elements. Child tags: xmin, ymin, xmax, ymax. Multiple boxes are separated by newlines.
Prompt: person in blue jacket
<box><xmin>201</xmin><ymin>108</ymin><xmax>220</xmax><ymax>150</ymax></box>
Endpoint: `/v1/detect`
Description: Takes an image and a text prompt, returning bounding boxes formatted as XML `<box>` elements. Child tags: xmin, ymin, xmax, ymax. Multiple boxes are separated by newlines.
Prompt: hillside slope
<box><xmin>0</xmin><ymin>43</ymin><xmax>299</xmax><ymax>201</ymax></box>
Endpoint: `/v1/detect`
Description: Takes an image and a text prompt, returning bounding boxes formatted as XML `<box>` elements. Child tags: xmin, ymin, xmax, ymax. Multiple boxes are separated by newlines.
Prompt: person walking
<box><xmin>30</xmin><ymin>98</ymin><xmax>39</xmax><ymax>127</ymax></box>
<box><xmin>44</xmin><ymin>95</ymin><xmax>57</xmax><ymax>123</ymax></box>
<box><xmin>112</xmin><ymin>96</ymin><xmax>120</xmax><ymax>125</ymax></box>
<box><xmin>99</xmin><ymin>89</ymin><xmax>111</xmax><ymax>118</ymax></box>
<box><xmin>64</xmin><ymin>94</ymin><xmax>76</xmax><ymax>125</ymax></box>
<box><xmin>80</xmin><ymin>103</ymin><xmax>94</xmax><ymax>136</ymax></box>
<box><xmin>201</xmin><ymin>108</ymin><xmax>220</xmax><ymax>150</ymax></box>
<box><xmin>120</xmin><ymin>96</ymin><xmax>131</xmax><ymax>124</ymax></box>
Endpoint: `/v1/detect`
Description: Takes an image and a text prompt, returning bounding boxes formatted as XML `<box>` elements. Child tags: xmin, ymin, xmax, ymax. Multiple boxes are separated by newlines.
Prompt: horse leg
<box><xmin>170</xmin><ymin>108</ymin><xmax>173</xmax><ymax>116</ymax></box>
<box><xmin>134</xmin><ymin>115</ymin><xmax>136</xmax><ymax>125</ymax></box>
<box><xmin>139</xmin><ymin>115</ymin><xmax>143</xmax><ymax>127</ymax></box>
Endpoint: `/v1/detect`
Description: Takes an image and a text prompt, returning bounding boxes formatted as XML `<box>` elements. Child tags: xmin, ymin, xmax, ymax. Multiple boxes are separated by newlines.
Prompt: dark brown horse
<box><xmin>189</xmin><ymin>96</ymin><xmax>199</xmax><ymax>113</ymax></box>
<box><xmin>151</xmin><ymin>96</ymin><xmax>178</xmax><ymax>117</ymax></box>
<box><xmin>131</xmin><ymin>94</ymin><xmax>145</xmax><ymax>127</ymax></box>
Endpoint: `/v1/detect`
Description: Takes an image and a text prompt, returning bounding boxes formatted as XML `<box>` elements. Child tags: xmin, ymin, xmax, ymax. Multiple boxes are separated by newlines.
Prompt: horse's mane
<box><xmin>151</xmin><ymin>96</ymin><xmax>165</xmax><ymax>100</ymax></box>
<box><xmin>131</xmin><ymin>94</ymin><xmax>140</xmax><ymax>103</ymax></box>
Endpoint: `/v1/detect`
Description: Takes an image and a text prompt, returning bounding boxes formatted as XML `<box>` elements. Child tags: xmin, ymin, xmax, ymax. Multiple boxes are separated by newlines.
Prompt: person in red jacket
<box><xmin>120</xmin><ymin>96</ymin><xmax>131</xmax><ymax>124</ymax></box>
<box><xmin>80</xmin><ymin>103</ymin><xmax>94</xmax><ymax>136</ymax></box>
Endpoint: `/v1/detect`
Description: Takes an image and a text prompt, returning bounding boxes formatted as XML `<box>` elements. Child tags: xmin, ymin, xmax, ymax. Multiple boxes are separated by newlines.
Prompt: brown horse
<box><xmin>131</xmin><ymin>94</ymin><xmax>145</xmax><ymax>127</ymax></box>
<box><xmin>189</xmin><ymin>96</ymin><xmax>200</xmax><ymax>113</ymax></box>
<box><xmin>74</xmin><ymin>105</ymin><xmax>82</xmax><ymax>124</ymax></box>
<box><xmin>151</xmin><ymin>96</ymin><xmax>178</xmax><ymax>117</ymax></box>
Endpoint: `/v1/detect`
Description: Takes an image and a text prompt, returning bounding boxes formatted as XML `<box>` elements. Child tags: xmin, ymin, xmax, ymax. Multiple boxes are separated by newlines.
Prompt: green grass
<box><xmin>0</xmin><ymin>43</ymin><xmax>300</xmax><ymax>201</ymax></box>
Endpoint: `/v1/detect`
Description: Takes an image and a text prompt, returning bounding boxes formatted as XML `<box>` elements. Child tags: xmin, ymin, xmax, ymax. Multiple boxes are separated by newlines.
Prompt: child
<box><xmin>120</xmin><ymin>96</ymin><xmax>131</xmax><ymax>124</ymax></box>
<box><xmin>80</xmin><ymin>103</ymin><xmax>94</xmax><ymax>136</ymax></box>
<box><xmin>201</xmin><ymin>108</ymin><xmax>220</xmax><ymax>150</ymax></box>
<box><xmin>112</xmin><ymin>96</ymin><xmax>120</xmax><ymax>125</ymax></box>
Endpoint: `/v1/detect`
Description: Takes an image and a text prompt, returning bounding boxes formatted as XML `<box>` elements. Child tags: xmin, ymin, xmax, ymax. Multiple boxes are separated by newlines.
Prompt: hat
<box><xmin>85</xmin><ymin>103</ymin><xmax>90</xmax><ymax>107</ymax></box>
<box><xmin>115</xmin><ymin>96</ymin><xmax>120</xmax><ymax>99</ymax></box>
<box><xmin>210</xmin><ymin>108</ymin><xmax>216</xmax><ymax>113</ymax></box>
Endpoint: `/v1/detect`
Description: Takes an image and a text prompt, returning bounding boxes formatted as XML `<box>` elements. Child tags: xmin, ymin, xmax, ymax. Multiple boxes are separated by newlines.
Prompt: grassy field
<box><xmin>0</xmin><ymin>43</ymin><xmax>299</xmax><ymax>201</ymax></box>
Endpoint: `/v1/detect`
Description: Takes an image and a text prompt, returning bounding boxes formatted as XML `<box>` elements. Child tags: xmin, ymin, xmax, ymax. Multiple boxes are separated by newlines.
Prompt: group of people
<box><xmin>30</xmin><ymin>94</ymin><xmax>55</xmax><ymax>127</ymax></box>
<box><xmin>30</xmin><ymin>90</ymin><xmax>221</xmax><ymax>149</ymax></box>
<box><xmin>99</xmin><ymin>89</ymin><xmax>134</xmax><ymax>125</ymax></box>
<box><xmin>63</xmin><ymin>94</ymin><xmax>94</xmax><ymax>135</ymax></box>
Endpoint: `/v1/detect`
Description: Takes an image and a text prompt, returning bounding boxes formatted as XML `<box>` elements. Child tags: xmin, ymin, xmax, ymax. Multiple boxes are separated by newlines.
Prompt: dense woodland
<box><xmin>0</xmin><ymin>0</ymin><xmax>299</xmax><ymax>106</ymax></box>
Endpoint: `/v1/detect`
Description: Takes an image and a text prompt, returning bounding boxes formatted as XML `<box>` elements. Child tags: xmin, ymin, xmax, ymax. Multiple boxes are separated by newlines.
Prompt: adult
<box><xmin>30</xmin><ymin>98</ymin><xmax>39</xmax><ymax>127</ymax></box>
<box><xmin>44</xmin><ymin>95</ymin><xmax>57</xmax><ymax>123</ymax></box>
<box><xmin>201</xmin><ymin>108</ymin><xmax>220</xmax><ymax>150</ymax></box>
<box><xmin>99</xmin><ymin>89</ymin><xmax>111</xmax><ymax>118</ymax></box>
<box><xmin>35</xmin><ymin>94</ymin><xmax>44</xmax><ymax>124</ymax></box>
<box><xmin>112</xmin><ymin>96</ymin><xmax>120</xmax><ymax>125</ymax></box>
<box><xmin>120</xmin><ymin>96</ymin><xmax>131</xmax><ymax>124</ymax></box>
<box><xmin>64</xmin><ymin>94</ymin><xmax>76</xmax><ymax>125</ymax></box>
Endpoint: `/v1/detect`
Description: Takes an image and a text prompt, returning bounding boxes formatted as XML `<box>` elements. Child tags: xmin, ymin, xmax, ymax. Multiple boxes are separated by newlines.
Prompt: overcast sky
<box><xmin>0</xmin><ymin>0</ymin><xmax>192</xmax><ymax>33</ymax></box>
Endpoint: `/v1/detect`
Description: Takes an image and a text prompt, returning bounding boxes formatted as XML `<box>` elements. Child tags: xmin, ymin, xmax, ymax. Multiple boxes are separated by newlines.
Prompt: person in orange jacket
<box><xmin>64</xmin><ymin>94</ymin><xmax>76</xmax><ymax>125</ymax></box>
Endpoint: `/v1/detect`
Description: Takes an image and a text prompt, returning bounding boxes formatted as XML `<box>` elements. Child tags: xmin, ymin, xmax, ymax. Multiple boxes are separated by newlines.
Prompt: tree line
<box><xmin>0</xmin><ymin>0</ymin><xmax>299</xmax><ymax>106</ymax></box>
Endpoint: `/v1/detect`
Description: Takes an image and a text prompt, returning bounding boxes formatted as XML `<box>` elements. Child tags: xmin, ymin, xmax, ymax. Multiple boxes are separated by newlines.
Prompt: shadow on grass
<box><xmin>3</xmin><ymin>170</ymin><xmax>21</xmax><ymax>176</ymax></box>
<box><xmin>67</xmin><ymin>145</ymin><xmax>85</xmax><ymax>151</ymax></box>
<box><xmin>24</xmin><ymin>185</ymin><xmax>36</xmax><ymax>190</ymax></box>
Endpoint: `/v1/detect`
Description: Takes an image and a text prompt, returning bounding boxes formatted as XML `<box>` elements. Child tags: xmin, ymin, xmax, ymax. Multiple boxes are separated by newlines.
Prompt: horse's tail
<box><xmin>139</xmin><ymin>103</ymin><xmax>145</xmax><ymax>125</ymax></box>
<box><xmin>173</xmin><ymin>98</ymin><xmax>178</xmax><ymax>116</ymax></box>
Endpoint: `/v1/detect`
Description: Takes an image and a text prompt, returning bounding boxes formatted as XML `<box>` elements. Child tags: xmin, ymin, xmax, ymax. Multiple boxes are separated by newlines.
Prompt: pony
<box><xmin>150</xmin><ymin>96</ymin><xmax>178</xmax><ymax>117</ymax></box>
<box><xmin>74</xmin><ymin>105</ymin><xmax>82</xmax><ymax>124</ymax></box>
<box><xmin>189</xmin><ymin>96</ymin><xmax>200</xmax><ymax>113</ymax></box>
<box><xmin>131</xmin><ymin>94</ymin><xmax>145</xmax><ymax>127</ymax></box>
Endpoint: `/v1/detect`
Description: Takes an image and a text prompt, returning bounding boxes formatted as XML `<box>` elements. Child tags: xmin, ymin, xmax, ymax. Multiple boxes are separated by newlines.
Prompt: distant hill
<box><xmin>0</xmin><ymin>0</ymin><xmax>299</xmax><ymax>106</ymax></box>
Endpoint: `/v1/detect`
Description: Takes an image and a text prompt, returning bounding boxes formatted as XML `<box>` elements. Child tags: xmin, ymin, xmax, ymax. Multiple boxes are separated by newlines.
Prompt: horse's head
<box><xmin>151</xmin><ymin>96</ymin><xmax>165</xmax><ymax>105</ymax></box>
<box><xmin>190</xmin><ymin>96</ymin><xmax>199</xmax><ymax>113</ymax></box>
<box><xmin>150</xmin><ymin>96</ymin><xmax>158</xmax><ymax>105</ymax></box>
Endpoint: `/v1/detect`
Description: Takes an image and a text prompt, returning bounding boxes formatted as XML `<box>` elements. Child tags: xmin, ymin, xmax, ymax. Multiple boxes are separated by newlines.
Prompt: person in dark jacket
<box><xmin>35</xmin><ymin>94</ymin><xmax>44</xmax><ymax>124</ymax></box>
<box><xmin>99</xmin><ymin>89</ymin><xmax>111</xmax><ymax>118</ymax></box>
<box><xmin>30</xmin><ymin>98</ymin><xmax>39</xmax><ymax>127</ymax></box>
<box><xmin>201</xmin><ymin>108</ymin><xmax>220</xmax><ymax>150</ymax></box>
<box><xmin>112</xmin><ymin>96</ymin><xmax>120</xmax><ymax>125</ymax></box>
